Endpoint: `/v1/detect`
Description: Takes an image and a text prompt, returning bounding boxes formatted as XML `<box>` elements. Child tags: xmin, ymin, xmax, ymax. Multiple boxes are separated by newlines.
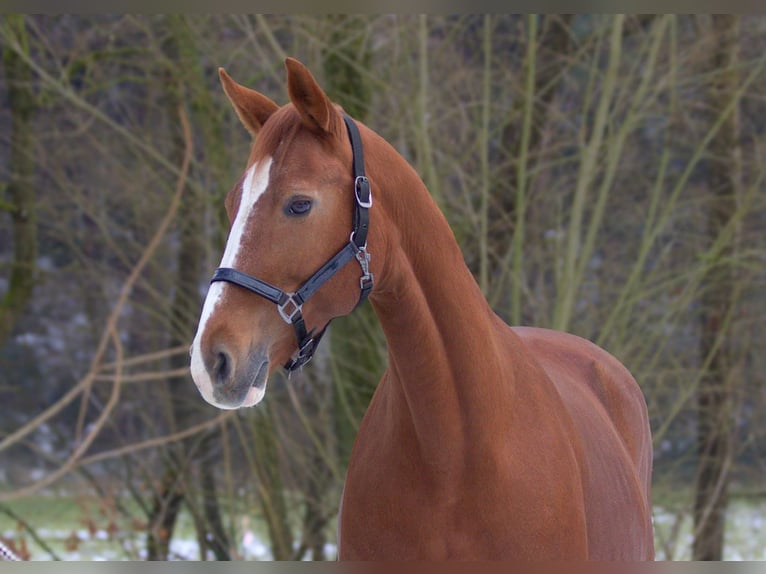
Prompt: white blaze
<box><xmin>190</xmin><ymin>157</ymin><xmax>273</xmax><ymax>406</ymax></box>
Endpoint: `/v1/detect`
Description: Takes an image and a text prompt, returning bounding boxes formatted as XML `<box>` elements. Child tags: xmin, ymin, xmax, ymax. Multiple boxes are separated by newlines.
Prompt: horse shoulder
<box><xmin>511</xmin><ymin>326</ymin><xmax>649</xmax><ymax>458</ymax></box>
<box><xmin>510</xmin><ymin>326</ymin><xmax>654</xmax><ymax>559</ymax></box>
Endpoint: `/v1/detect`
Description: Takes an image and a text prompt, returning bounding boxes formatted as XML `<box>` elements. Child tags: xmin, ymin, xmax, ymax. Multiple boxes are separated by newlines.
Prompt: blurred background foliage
<box><xmin>0</xmin><ymin>14</ymin><xmax>764</xmax><ymax>560</ymax></box>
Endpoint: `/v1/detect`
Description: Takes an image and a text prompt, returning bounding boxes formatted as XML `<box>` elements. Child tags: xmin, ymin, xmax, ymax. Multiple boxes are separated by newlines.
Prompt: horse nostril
<box><xmin>213</xmin><ymin>350</ymin><xmax>232</xmax><ymax>386</ymax></box>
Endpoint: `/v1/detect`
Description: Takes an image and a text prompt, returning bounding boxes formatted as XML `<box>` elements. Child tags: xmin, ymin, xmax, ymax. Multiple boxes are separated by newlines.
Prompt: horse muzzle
<box><xmin>191</xmin><ymin>343</ymin><xmax>269</xmax><ymax>410</ymax></box>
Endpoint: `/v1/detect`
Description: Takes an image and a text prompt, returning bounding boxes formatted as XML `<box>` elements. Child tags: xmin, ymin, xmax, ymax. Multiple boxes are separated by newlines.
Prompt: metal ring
<box><xmin>277</xmin><ymin>295</ymin><xmax>302</xmax><ymax>324</ymax></box>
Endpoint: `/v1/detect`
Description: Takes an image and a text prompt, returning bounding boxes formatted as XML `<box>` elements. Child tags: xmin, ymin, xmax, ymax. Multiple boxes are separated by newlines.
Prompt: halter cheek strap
<box><xmin>210</xmin><ymin>114</ymin><xmax>373</xmax><ymax>372</ymax></box>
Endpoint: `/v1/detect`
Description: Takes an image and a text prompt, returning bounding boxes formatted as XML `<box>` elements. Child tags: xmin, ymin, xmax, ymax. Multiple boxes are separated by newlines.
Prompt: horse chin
<box><xmin>207</xmin><ymin>376</ymin><xmax>268</xmax><ymax>410</ymax></box>
<box><xmin>231</xmin><ymin>358</ymin><xmax>269</xmax><ymax>409</ymax></box>
<box><xmin>242</xmin><ymin>359</ymin><xmax>269</xmax><ymax>407</ymax></box>
<box><xmin>238</xmin><ymin>382</ymin><xmax>267</xmax><ymax>408</ymax></box>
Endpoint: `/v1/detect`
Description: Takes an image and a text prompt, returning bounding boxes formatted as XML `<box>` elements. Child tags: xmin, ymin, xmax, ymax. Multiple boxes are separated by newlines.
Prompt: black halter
<box><xmin>210</xmin><ymin>114</ymin><xmax>374</xmax><ymax>372</ymax></box>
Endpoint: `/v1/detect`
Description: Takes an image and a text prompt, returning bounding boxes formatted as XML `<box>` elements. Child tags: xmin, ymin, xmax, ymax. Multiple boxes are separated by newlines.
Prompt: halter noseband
<box><xmin>210</xmin><ymin>114</ymin><xmax>373</xmax><ymax>372</ymax></box>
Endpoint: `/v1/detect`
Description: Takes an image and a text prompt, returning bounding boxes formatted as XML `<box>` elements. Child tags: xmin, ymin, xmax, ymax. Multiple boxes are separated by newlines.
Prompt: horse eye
<box><xmin>286</xmin><ymin>198</ymin><xmax>313</xmax><ymax>217</ymax></box>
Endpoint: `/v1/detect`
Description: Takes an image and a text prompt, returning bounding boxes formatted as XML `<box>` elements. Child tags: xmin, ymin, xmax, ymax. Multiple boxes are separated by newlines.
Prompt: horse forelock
<box><xmin>249</xmin><ymin>103</ymin><xmax>346</xmax><ymax>165</ymax></box>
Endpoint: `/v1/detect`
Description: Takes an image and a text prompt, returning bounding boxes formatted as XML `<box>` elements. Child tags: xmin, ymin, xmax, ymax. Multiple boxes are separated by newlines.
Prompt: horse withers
<box><xmin>189</xmin><ymin>57</ymin><xmax>654</xmax><ymax>560</ymax></box>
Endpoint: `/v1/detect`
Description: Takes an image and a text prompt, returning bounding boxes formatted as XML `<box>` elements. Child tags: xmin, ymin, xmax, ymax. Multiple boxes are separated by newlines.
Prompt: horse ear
<box><xmin>285</xmin><ymin>57</ymin><xmax>337</xmax><ymax>133</ymax></box>
<box><xmin>219</xmin><ymin>68</ymin><xmax>279</xmax><ymax>137</ymax></box>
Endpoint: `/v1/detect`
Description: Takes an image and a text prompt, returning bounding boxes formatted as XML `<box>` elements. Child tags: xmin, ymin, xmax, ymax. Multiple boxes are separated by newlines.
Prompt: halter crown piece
<box><xmin>210</xmin><ymin>114</ymin><xmax>373</xmax><ymax>372</ymax></box>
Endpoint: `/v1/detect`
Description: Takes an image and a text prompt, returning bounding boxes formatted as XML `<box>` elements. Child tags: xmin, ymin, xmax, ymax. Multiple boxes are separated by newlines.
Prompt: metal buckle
<box><xmin>360</xmin><ymin>274</ymin><xmax>374</xmax><ymax>292</ymax></box>
<box><xmin>355</xmin><ymin>247</ymin><xmax>373</xmax><ymax>290</ymax></box>
<box><xmin>287</xmin><ymin>338</ymin><xmax>314</xmax><ymax>372</ymax></box>
<box><xmin>354</xmin><ymin>176</ymin><xmax>372</xmax><ymax>208</ymax></box>
<box><xmin>277</xmin><ymin>295</ymin><xmax>302</xmax><ymax>324</ymax></box>
<box><xmin>297</xmin><ymin>337</ymin><xmax>314</xmax><ymax>359</ymax></box>
<box><xmin>355</xmin><ymin>246</ymin><xmax>370</xmax><ymax>269</ymax></box>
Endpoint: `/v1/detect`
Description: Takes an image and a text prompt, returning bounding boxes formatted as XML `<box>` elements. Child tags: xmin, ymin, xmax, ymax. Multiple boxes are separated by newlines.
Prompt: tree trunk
<box><xmin>200</xmin><ymin>459</ymin><xmax>231</xmax><ymax>560</ymax></box>
<box><xmin>693</xmin><ymin>14</ymin><xmax>741</xmax><ymax>562</ymax></box>
<box><xmin>491</xmin><ymin>15</ymin><xmax>573</xmax><ymax>321</ymax></box>
<box><xmin>497</xmin><ymin>14</ymin><xmax>573</xmax><ymax>202</ymax></box>
<box><xmin>146</xmin><ymin>466</ymin><xmax>186</xmax><ymax>560</ymax></box>
<box><xmin>0</xmin><ymin>15</ymin><xmax>36</xmax><ymax>347</ymax></box>
<box><xmin>249</xmin><ymin>405</ymin><xmax>294</xmax><ymax>560</ymax></box>
<box><xmin>322</xmin><ymin>15</ymin><xmax>372</xmax><ymax>121</ymax></box>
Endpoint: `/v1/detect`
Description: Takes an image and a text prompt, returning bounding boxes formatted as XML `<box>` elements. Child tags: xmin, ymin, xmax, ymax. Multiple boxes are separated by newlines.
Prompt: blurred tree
<box><xmin>322</xmin><ymin>15</ymin><xmax>372</xmax><ymax>121</ymax></box>
<box><xmin>496</xmin><ymin>15</ymin><xmax>573</xmax><ymax>322</ymax></box>
<box><xmin>0</xmin><ymin>15</ymin><xmax>36</xmax><ymax>347</ymax></box>
<box><xmin>247</xmin><ymin>406</ymin><xmax>294</xmax><ymax>560</ymax></box>
<box><xmin>145</xmin><ymin>15</ymin><xmax>231</xmax><ymax>561</ymax></box>
<box><xmin>693</xmin><ymin>14</ymin><xmax>742</xmax><ymax>562</ymax></box>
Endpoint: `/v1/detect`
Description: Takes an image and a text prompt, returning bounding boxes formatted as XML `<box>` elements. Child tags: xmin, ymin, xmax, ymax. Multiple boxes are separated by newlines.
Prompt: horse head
<box><xmin>190</xmin><ymin>58</ymin><xmax>378</xmax><ymax>409</ymax></box>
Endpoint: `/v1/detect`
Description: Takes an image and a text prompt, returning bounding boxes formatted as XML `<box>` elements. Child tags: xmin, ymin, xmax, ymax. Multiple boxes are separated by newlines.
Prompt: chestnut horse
<box><xmin>190</xmin><ymin>58</ymin><xmax>654</xmax><ymax>560</ymax></box>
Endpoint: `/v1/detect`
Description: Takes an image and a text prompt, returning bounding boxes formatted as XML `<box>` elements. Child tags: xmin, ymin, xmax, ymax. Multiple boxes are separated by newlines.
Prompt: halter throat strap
<box><xmin>210</xmin><ymin>114</ymin><xmax>373</xmax><ymax>372</ymax></box>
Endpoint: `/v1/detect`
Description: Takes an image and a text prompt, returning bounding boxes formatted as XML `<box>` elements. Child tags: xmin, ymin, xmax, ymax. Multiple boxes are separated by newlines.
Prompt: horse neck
<box><xmin>364</xmin><ymin>128</ymin><xmax>520</xmax><ymax>469</ymax></box>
